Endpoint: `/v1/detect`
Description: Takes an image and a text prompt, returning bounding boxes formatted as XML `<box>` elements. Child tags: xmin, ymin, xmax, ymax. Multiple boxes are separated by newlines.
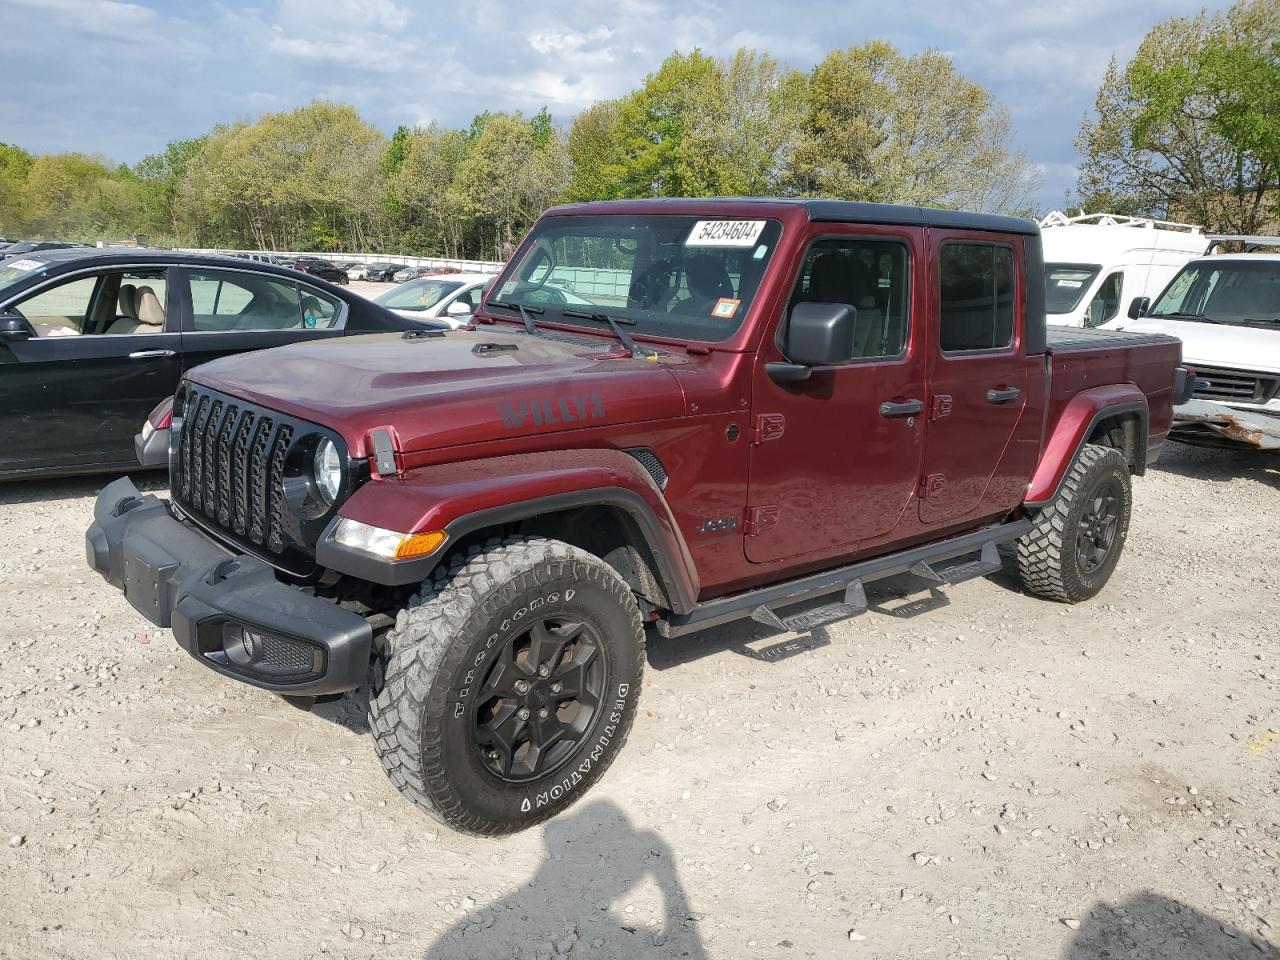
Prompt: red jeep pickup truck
<box><xmin>86</xmin><ymin>199</ymin><xmax>1192</xmax><ymax>835</ymax></box>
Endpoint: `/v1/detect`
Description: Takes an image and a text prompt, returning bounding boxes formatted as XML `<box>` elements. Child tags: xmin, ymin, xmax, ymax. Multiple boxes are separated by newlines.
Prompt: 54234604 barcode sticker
<box><xmin>685</xmin><ymin>220</ymin><xmax>766</xmax><ymax>247</ymax></box>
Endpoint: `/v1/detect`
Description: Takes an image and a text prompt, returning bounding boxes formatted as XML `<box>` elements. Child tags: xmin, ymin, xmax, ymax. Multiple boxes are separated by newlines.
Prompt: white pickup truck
<box><xmin>1115</xmin><ymin>243</ymin><xmax>1280</xmax><ymax>451</ymax></box>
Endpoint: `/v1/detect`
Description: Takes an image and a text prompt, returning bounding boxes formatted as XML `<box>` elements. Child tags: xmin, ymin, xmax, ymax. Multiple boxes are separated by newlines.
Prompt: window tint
<box><xmin>13</xmin><ymin>270</ymin><xmax>167</xmax><ymax>337</ymax></box>
<box><xmin>1085</xmin><ymin>271</ymin><xmax>1123</xmax><ymax>327</ymax></box>
<box><xmin>189</xmin><ymin>270</ymin><xmax>339</xmax><ymax>331</ymax></box>
<box><xmin>939</xmin><ymin>244</ymin><xmax>1015</xmax><ymax>352</ymax></box>
<box><xmin>788</xmin><ymin>238</ymin><xmax>911</xmax><ymax>361</ymax></box>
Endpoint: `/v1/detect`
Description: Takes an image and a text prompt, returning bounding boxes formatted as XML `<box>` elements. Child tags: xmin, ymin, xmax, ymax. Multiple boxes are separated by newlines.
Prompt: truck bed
<box><xmin>1046</xmin><ymin>325</ymin><xmax>1180</xmax><ymax>352</ymax></box>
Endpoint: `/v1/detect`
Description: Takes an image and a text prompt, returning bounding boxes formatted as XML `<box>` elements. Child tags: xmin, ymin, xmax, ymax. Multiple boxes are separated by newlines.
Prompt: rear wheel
<box><xmin>1017</xmin><ymin>443</ymin><xmax>1132</xmax><ymax>603</ymax></box>
<box><xmin>368</xmin><ymin>536</ymin><xmax>644</xmax><ymax>836</ymax></box>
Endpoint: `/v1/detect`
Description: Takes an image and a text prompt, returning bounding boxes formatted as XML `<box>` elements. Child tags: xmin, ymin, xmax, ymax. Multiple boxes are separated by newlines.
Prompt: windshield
<box><xmin>1150</xmin><ymin>260</ymin><xmax>1280</xmax><ymax>327</ymax></box>
<box><xmin>493</xmin><ymin>215</ymin><xmax>784</xmax><ymax>343</ymax></box>
<box><xmin>1045</xmin><ymin>263</ymin><xmax>1101</xmax><ymax>314</ymax></box>
<box><xmin>375</xmin><ymin>278</ymin><xmax>463</xmax><ymax>311</ymax></box>
<box><xmin>0</xmin><ymin>256</ymin><xmax>51</xmax><ymax>297</ymax></box>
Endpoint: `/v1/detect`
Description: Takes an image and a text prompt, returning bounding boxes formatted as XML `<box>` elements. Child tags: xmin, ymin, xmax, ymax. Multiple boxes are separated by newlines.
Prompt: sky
<box><xmin>6</xmin><ymin>0</ymin><xmax>1213</xmax><ymax>213</ymax></box>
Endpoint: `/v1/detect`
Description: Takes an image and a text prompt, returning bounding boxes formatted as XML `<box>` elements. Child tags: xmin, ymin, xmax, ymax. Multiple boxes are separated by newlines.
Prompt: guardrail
<box><xmin>178</xmin><ymin>249</ymin><xmax>506</xmax><ymax>274</ymax></box>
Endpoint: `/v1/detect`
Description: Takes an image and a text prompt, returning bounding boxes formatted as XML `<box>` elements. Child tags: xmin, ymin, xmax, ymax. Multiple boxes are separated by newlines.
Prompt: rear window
<box><xmin>939</xmin><ymin>243</ymin><xmax>1016</xmax><ymax>352</ymax></box>
<box><xmin>1045</xmin><ymin>262</ymin><xmax>1101</xmax><ymax>314</ymax></box>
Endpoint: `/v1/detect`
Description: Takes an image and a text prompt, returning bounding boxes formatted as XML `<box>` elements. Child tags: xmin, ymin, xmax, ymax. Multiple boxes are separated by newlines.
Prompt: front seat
<box><xmin>117</xmin><ymin>283</ymin><xmax>138</xmax><ymax>323</ymax></box>
<box><xmin>107</xmin><ymin>285</ymin><xmax>164</xmax><ymax>334</ymax></box>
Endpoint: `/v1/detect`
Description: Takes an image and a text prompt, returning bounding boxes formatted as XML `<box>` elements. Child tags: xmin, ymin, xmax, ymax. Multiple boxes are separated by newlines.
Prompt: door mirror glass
<box><xmin>445</xmin><ymin>300</ymin><xmax>472</xmax><ymax>317</ymax></box>
<box><xmin>0</xmin><ymin>312</ymin><xmax>35</xmax><ymax>341</ymax></box>
<box><xmin>785</xmin><ymin>302</ymin><xmax>858</xmax><ymax>367</ymax></box>
<box><xmin>1127</xmin><ymin>296</ymin><xmax>1151</xmax><ymax>320</ymax></box>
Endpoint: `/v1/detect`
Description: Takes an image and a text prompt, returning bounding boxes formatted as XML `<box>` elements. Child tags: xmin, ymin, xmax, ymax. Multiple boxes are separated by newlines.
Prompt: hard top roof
<box><xmin>545</xmin><ymin>197</ymin><xmax>1040</xmax><ymax>236</ymax></box>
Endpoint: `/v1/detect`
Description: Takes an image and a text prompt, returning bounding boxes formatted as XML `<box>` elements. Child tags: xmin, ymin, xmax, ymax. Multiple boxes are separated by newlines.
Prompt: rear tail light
<box><xmin>147</xmin><ymin>397</ymin><xmax>174</xmax><ymax>431</ymax></box>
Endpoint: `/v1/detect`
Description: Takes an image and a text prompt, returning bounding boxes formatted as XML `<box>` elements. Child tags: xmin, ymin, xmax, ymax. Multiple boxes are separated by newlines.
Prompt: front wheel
<box><xmin>1017</xmin><ymin>443</ymin><xmax>1132</xmax><ymax>603</ymax></box>
<box><xmin>368</xmin><ymin>536</ymin><xmax>645</xmax><ymax>835</ymax></box>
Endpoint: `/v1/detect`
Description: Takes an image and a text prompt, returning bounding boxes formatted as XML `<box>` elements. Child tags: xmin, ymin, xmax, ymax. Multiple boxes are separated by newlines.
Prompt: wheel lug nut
<box><xmin>514</xmin><ymin>680</ymin><xmax>530</xmax><ymax>694</ymax></box>
<box><xmin>550</xmin><ymin>682</ymin><xmax>562</xmax><ymax>694</ymax></box>
<box><xmin>518</xmin><ymin>707</ymin><xmax>530</xmax><ymax>720</ymax></box>
<box><xmin>537</xmin><ymin>665</ymin><xmax>550</xmax><ymax>678</ymax></box>
<box><xmin>538</xmin><ymin>707</ymin><xmax>549</xmax><ymax>719</ymax></box>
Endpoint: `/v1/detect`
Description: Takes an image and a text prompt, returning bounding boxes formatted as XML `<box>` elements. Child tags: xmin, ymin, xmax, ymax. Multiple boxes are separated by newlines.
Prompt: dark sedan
<box><xmin>287</xmin><ymin>257</ymin><xmax>349</xmax><ymax>284</ymax></box>
<box><xmin>365</xmin><ymin>262</ymin><xmax>407</xmax><ymax>282</ymax></box>
<box><xmin>0</xmin><ymin>248</ymin><xmax>428</xmax><ymax>480</ymax></box>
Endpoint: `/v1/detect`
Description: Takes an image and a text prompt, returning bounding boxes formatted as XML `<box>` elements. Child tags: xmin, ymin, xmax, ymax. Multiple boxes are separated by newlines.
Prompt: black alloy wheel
<box><xmin>1075</xmin><ymin>478</ymin><xmax>1122</xmax><ymax>574</ymax></box>
<box><xmin>472</xmin><ymin>616</ymin><xmax>606</xmax><ymax>783</ymax></box>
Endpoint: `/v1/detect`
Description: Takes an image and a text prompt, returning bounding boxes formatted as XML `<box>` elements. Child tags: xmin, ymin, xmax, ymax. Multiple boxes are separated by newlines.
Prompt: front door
<box><xmin>0</xmin><ymin>266</ymin><xmax>182</xmax><ymax>474</ymax></box>
<box><xmin>918</xmin><ymin>233</ymin><xmax>1032</xmax><ymax>524</ymax></box>
<box><xmin>746</xmin><ymin>227</ymin><xmax>926</xmax><ymax>564</ymax></box>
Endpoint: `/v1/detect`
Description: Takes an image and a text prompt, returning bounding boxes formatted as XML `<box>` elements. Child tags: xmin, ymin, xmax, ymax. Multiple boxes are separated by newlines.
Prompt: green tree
<box><xmin>1076</xmin><ymin>0</ymin><xmax>1280</xmax><ymax>233</ymax></box>
<box><xmin>0</xmin><ymin>142</ymin><xmax>33</xmax><ymax>233</ymax></box>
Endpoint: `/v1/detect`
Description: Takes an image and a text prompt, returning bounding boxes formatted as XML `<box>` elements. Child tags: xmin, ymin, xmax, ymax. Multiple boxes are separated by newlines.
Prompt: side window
<box><xmin>789</xmin><ymin>237</ymin><xmax>911</xmax><ymax>361</ymax></box>
<box><xmin>939</xmin><ymin>243</ymin><xmax>1016</xmax><ymax>353</ymax></box>
<box><xmin>12</xmin><ymin>270</ymin><xmax>167</xmax><ymax>337</ymax></box>
<box><xmin>1085</xmin><ymin>272</ymin><xmax>1124</xmax><ymax>327</ymax></box>
<box><xmin>189</xmin><ymin>270</ymin><xmax>336</xmax><ymax>332</ymax></box>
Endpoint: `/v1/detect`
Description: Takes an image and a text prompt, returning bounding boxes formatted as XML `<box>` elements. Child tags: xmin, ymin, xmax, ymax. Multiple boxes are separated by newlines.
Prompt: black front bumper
<box><xmin>86</xmin><ymin>477</ymin><xmax>372</xmax><ymax>695</ymax></box>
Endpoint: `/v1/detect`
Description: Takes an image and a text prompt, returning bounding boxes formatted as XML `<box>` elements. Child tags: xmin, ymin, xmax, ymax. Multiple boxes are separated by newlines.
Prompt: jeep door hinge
<box><xmin>920</xmin><ymin>473</ymin><xmax>946</xmax><ymax>498</ymax></box>
<box><xmin>752</xmin><ymin>413</ymin><xmax>786</xmax><ymax>445</ymax></box>
<box><xmin>744</xmin><ymin>505</ymin><xmax>780</xmax><ymax>536</ymax></box>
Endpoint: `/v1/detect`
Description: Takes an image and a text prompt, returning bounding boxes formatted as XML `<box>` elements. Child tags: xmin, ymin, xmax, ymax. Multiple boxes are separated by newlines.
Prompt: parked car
<box><xmin>365</xmin><ymin>262</ymin><xmax>407</xmax><ymax>282</ymax></box>
<box><xmin>1039</xmin><ymin>212</ymin><xmax>1208</xmax><ymax>330</ymax></box>
<box><xmin>371</xmin><ymin>272</ymin><xmax>496</xmax><ymax>327</ymax></box>
<box><xmin>287</xmin><ymin>257</ymin><xmax>349</xmax><ymax>284</ymax></box>
<box><xmin>340</xmin><ymin>262</ymin><xmax>369</xmax><ymax>281</ymax></box>
<box><xmin>234</xmin><ymin>252</ymin><xmax>291</xmax><ymax>265</ymax></box>
<box><xmin>83</xmin><ymin>197</ymin><xmax>1189</xmax><ymax>836</ymax></box>
<box><xmin>2</xmin><ymin>240</ymin><xmax>84</xmax><ymax>259</ymax></box>
<box><xmin>1116</xmin><ymin>246</ymin><xmax>1280</xmax><ymax>450</ymax></box>
<box><xmin>0</xmin><ymin>247</ymin><xmax>428</xmax><ymax>479</ymax></box>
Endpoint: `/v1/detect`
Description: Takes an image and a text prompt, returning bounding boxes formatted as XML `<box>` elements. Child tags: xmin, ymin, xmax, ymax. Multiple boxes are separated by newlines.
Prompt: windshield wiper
<box><xmin>560</xmin><ymin>309</ymin><xmax>653</xmax><ymax>358</ymax></box>
<box><xmin>1153</xmin><ymin>310</ymin><xmax>1222</xmax><ymax>324</ymax></box>
<box><xmin>488</xmin><ymin>300</ymin><xmax>544</xmax><ymax>336</ymax></box>
<box><xmin>1236</xmin><ymin>317</ymin><xmax>1280</xmax><ymax>327</ymax></box>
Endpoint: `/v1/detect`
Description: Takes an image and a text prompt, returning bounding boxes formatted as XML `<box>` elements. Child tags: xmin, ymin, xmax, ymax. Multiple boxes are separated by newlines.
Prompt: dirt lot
<box><xmin>0</xmin><ymin>444</ymin><xmax>1276</xmax><ymax>960</ymax></box>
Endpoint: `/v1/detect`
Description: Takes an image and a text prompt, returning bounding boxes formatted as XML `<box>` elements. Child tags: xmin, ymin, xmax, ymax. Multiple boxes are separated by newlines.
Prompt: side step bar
<box><xmin>656</xmin><ymin>519</ymin><xmax>1030</xmax><ymax>639</ymax></box>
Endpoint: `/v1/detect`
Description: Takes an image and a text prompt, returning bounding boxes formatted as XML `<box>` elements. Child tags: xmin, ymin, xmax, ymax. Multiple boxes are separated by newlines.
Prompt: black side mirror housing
<box><xmin>1127</xmin><ymin>296</ymin><xmax>1151</xmax><ymax>320</ymax></box>
<box><xmin>0</xmin><ymin>313</ymin><xmax>34</xmax><ymax>341</ymax></box>
<box><xmin>786</xmin><ymin>301</ymin><xmax>857</xmax><ymax>366</ymax></box>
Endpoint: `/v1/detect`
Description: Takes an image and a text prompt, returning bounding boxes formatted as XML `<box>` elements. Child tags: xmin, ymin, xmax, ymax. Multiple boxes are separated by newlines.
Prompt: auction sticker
<box><xmin>686</xmin><ymin>220</ymin><xmax>766</xmax><ymax>247</ymax></box>
<box><xmin>1056</xmin><ymin>279</ymin><xmax>1083</xmax><ymax>288</ymax></box>
<box><xmin>6</xmin><ymin>259</ymin><xmax>43</xmax><ymax>272</ymax></box>
<box><xmin>711</xmin><ymin>297</ymin><xmax>740</xmax><ymax>319</ymax></box>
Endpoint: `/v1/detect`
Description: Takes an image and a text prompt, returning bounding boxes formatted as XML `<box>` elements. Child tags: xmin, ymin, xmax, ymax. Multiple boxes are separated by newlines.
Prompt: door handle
<box><xmin>986</xmin><ymin>386</ymin><xmax>1022</xmax><ymax>404</ymax></box>
<box><xmin>879</xmin><ymin>398</ymin><xmax>924</xmax><ymax>418</ymax></box>
<box><xmin>129</xmin><ymin>349</ymin><xmax>176</xmax><ymax>360</ymax></box>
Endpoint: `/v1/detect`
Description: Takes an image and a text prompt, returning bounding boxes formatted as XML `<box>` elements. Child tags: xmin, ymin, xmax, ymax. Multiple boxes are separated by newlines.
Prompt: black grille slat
<box><xmin>267</xmin><ymin>425</ymin><xmax>294</xmax><ymax>553</ymax></box>
<box><xmin>248</xmin><ymin>418</ymin><xmax>274</xmax><ymax>545</ymax></box>
<box><xmin>189</xmin><ymin>395</ymin><xmax>213</xmax><ymax>512</ymax></box>
<box><xmin>230</xmin><ymin>410</ymin><xmax>255</xmax><ymax>536</ymax></box>
<box><xmin>215</xmin><ymin>405</ymin><xmax>238</xmax><ymax>527</ymax></box>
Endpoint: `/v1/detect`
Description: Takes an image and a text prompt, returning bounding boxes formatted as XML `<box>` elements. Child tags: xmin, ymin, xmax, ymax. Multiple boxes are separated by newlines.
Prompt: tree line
<box><xmin>0</xmin><ymin>42</ymin><xmax>1038</xmax><ymax>261</ymax></box>
<box><xmin>2</xmin><ymin>5</ymin><xmax>1274</xmax><ymax>261</ymax></box>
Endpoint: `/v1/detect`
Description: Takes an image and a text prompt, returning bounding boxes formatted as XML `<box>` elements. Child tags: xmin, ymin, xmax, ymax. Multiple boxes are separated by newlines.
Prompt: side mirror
<box><xmin>1127</xmin><ymin>296</ymin><xmax>1151</xmax><ymax>320</ymax></box>
<box><xmin>445</xmin><ymin>301</ymin><xmax>472</xmax><ymax>317</ymax></box>
<box><xmin>767</xmin><ymin>302</ymin><xmax>857</xmax><ymax>384</ymax></box>
<box><xmin>0</xmin><ymin>313</ymin><xmax>34</xmax><ymax>341</ymax></box>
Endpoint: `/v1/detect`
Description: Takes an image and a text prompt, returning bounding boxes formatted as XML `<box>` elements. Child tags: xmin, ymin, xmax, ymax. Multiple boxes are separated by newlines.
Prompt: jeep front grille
<box><xmin>172</xmin><ymin>383</ymin><xmax>339</xmax><ymax>577</ymax></box>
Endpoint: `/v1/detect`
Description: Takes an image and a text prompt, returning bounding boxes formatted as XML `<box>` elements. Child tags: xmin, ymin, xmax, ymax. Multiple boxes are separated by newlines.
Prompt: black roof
<box><xmin>547</xmin><ymin>197</ymin><xmax>1040</xmax><ymax>236</ymax></box>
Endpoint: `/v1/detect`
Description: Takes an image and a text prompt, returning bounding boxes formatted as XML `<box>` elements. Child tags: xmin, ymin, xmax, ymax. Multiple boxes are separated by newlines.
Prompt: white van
<box><xmin>1039</xmin><ymin>212</ymin><xmax>1208</xmax><ymax>329</ymax></box>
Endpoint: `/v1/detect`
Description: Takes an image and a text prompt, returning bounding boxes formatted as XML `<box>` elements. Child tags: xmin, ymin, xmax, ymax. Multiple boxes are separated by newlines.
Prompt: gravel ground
<box><xmin>0</xmin><ymin>443</ymin><xmax>1277</xmax><ymax>960</ymax></box>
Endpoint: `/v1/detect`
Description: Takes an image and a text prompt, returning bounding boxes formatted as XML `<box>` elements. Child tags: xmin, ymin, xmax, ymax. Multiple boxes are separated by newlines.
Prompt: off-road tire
<box><xmin>368</xmin><ymin>536</ymin><xmax>645</xmax><ymax>836</ymax></box>
<box><xmin>1017</xmin><ymin>443</ymin><xmax>1132</xmax><ymax>603</ymax></box>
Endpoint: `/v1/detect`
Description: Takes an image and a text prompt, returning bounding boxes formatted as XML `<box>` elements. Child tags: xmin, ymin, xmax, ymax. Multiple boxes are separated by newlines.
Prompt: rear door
<box><xmin>0</xmin><ymin>266</ymin><xmax>182</xmax><ymax>473</ymax></box>
<box><xmin>746</xmin><ymin>226</ymin><xmax>926</xmax><ymax>563</ymax></box>
<box><xmin>176</xmin><ymin>266</ymin><xmax>347</xmax><ymax>373</ymax></box>
<box><xmin>918</xmin><ymin>233</ymin><xmax>1034</xmax><ymax>524</ymax></box>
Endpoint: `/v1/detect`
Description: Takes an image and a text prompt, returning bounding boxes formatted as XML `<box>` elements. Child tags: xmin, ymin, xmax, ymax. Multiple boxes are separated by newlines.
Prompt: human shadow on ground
<box><xmin>1149</xmin><ymin>441</ymin><xmax>1279</xmax><ymax>489</ymax></box>
<box><xmin>1063</xmin><ymin>893</ymin><xmax>1278</xmax><ymax>960</ymax></box>
<box><xmin>422</xmin><ymin>799</ymin><xmax>709</xmax><ymax>960</ymax></box>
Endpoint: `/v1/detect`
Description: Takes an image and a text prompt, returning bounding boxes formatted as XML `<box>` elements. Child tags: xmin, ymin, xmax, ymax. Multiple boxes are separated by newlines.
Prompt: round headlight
<box><xmin>313</xmin><ymin>438</ymin><xmax>342</xmax><ymax>504</ymax></box>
